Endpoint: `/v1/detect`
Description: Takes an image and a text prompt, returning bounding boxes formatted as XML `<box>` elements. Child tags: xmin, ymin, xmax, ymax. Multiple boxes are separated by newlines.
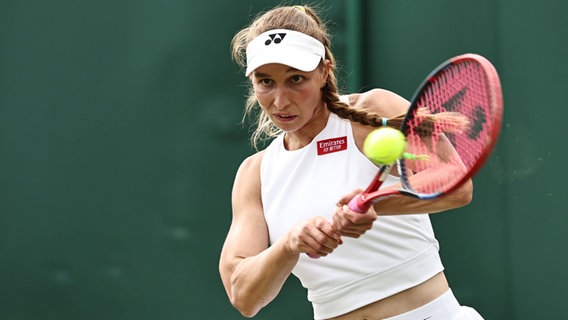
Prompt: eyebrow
<box><xmin>253</xmin><ymin>67</ymin><xmax>301</xmax><ymax>78</ymax></box>
<box><xmin>253</xmin><ymin>71</ymin><xmax>271</xmax><ymax>78</ymax></box>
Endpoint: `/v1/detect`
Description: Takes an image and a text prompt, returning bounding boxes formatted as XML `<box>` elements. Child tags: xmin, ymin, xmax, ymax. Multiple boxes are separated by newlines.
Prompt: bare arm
<box><xmin>219</xmin><ymin>152</ymin><xmax>341</xmax><ymax>317</ymax></box>
<box><xmin>219</xmin><ymin>152</ymin><xmax>296</xmax><ymax>317</ymax></box>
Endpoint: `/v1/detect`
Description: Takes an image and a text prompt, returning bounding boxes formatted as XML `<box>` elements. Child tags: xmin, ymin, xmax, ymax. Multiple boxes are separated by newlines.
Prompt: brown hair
<box><xmin>231</xmin><ymin>5</ymin><xmax>442</xmax><ymax>149</ymax></box>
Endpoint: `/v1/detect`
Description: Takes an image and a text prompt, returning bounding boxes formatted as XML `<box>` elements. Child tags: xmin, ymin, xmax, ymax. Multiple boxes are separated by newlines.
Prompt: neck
<box><xmin>283</xmin><ymin>104</ymin><xmax>330</xmax><ymax>150</ymax></box>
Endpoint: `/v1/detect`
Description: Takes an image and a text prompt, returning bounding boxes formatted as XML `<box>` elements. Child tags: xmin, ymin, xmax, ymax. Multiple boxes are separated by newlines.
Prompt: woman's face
<box><xmin>251</xmin><ymin>62</ymin><xmax>329</xmax><ymax>134</ymax></box>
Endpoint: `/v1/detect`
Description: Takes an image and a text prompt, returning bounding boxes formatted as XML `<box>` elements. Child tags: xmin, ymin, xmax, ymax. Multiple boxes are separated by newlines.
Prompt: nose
<box><xmin>273</xmin><ymin>86</ymin><xmax>290</xmax><ymax>110</ymax></box>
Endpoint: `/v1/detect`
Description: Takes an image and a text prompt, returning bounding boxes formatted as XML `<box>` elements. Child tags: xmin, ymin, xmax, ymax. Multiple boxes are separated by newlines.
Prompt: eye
<box><xmin>254</xmin><ymin>77</ymin><xmax>274</xmax><ymax>88</ymax></box>
<box><xmin>291</xmin><ymin>75</ymin><xmax>304</xmax><ymax>83</ymax></box>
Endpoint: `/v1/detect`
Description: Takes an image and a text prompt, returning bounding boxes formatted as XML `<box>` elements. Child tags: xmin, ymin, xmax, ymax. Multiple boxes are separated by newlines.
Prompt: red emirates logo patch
<box><xmin>317</xmin><ymin>136</ymin><xmax>347</xmax><ymax>155</ymax></box>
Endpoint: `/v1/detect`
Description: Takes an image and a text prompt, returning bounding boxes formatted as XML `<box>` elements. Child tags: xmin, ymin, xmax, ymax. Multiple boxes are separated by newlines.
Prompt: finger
<box><xmin>304</xmin><ymin>220</ymin><xmax>342</xmax><ymax>257</ymax></box>
<box><xmin>332</xmin><ymin>206</ymin><xmax>375</xmax><ymax>238</ymax></box>
<box><xmin>333</xmin><ymin>205</ymin><xmax>376</xmax><ymax>227</ymax></box>
<box><xmin>342</xmin><ymin>205</ymin><xmax>377</xmax><ymax>223</ymax></box>
<box><xmin>336</xmin><ymin>189</ymin><xmax>363</xmax><ymax>207</ymax></box>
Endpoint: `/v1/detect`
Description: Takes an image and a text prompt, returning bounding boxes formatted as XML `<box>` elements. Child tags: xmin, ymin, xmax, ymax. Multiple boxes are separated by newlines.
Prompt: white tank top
<box><xmin>260</xmin><ymin>111</ymin><xmax>444</xmax><ymax>320</ymax></box>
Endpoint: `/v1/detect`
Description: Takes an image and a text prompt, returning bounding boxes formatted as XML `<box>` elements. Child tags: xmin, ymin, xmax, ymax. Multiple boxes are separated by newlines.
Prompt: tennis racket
<box><xmin>348</xmin><ymin>53</ymin><xmax>503</xmax><ymax>213</ymax></box>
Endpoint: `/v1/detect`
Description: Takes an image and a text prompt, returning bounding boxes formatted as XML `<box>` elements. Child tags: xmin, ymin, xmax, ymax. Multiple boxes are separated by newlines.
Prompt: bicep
<box><xmin>219</xmin><ymin>154</ymin><xmax>268</xmax><ymax>291</ymax></box>
<box><xmin>352</xmin><ymin>88</ymin><xmax>410</xmax><ymax>118</ymax></box>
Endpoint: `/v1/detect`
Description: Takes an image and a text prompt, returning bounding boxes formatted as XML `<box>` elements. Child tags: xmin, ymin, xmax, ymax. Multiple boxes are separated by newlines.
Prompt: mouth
<box><xmin>274</xmin><ymin>113</ymin><xmax>297</xmax><ymax>122</ymax></box>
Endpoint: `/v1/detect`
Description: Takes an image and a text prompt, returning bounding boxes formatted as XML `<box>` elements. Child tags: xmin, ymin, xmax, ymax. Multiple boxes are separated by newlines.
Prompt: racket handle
<box><xmin>307</xmin><ymin>195</ymin><xmax>368</xmax><ymax>259</ymax></box>
<box><xmin>307</xmin><ymin>196</ymin><xmax>367</xmax><ymax>259</ymax></box>
<box><xmin>347</xmin><ymin>194</ymin><xmax>370</xmax><ymax>213</ymax></box>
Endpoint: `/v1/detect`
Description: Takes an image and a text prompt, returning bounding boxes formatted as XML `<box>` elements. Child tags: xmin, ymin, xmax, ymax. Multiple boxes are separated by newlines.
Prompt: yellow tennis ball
<box><xmin>363</xmin><ymin>127</ymin><xmax>407</xmax><ymax>165</ymax></box>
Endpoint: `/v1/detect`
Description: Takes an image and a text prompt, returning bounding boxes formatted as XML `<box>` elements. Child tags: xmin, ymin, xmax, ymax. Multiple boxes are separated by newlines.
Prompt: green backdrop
<box><xmin>1</xmin><ymin>0</ymin><xmax>566</xmax><ymax>319</ymax></box>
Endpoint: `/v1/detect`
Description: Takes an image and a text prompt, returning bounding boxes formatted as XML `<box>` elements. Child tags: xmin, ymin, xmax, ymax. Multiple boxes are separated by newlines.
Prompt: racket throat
<box><xmin>362</xmin><ymin>165</ymin><xmax>392</xmax><ymax>194</ymax></box>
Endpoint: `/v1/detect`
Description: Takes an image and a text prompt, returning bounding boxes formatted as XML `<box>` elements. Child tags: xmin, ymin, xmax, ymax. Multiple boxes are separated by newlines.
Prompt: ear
<box><xmin>322</xmin><ymin>59</ymin><xmax>332</xmax><ymax>85</ymax></box>
<box><xmin>323</xmin><ymin>59</ymin><xmax>332</xmax><ymax>75</ymax></box>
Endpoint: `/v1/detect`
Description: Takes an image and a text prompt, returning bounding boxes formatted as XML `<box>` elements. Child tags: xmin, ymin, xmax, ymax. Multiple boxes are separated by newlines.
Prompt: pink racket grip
<box><xmin>307</xmin><ymin>196</ymin><xmax>367</xmax><ymax>259</ymax></box>
<box><xmin>347</xmin><ymin>194</ymin><xmax>370</xmax><ymax>213</ymax></box>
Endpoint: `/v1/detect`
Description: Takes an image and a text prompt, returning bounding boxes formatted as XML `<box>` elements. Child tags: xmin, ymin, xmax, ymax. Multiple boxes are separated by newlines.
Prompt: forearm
<box><xmin>229</xmin><ymin>239</ymin><xmax>299</xmax><ymax>317</ymax></box>
<box><xmin>373</xmin><ymin>179</ymin><xmax>473</xmax><ymax>215</ymax></box>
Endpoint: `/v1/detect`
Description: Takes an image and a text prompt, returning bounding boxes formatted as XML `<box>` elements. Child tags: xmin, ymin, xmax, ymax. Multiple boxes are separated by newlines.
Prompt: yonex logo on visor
<box><xmin>265</xmin><ymin>33</ymin><xmax>286</xmax><ymax>45</ymax></box>
<box><xmin>245</xmin><ymin>29</ymin><xmax>325</xmax><ymax>76</ymax></box>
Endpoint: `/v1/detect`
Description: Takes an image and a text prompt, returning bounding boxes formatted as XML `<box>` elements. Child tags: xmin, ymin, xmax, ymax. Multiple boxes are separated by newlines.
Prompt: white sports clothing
<box><xmin>383</xmin><ymin>289</ymin><xmax>484</xmax><ymax>320</ymax></box>
<box><xmin>260</xmin><ymin>111</ymin><xmax>446</xmax><ymax>319</ymax></box>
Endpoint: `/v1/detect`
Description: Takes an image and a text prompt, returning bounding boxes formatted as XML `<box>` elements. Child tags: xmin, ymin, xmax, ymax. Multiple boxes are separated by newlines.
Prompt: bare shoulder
<box><xmin>235</xmin><ymin>151</ymin><xmax>265</xmax><ymax>182</ymax></box>
<box><xmin>345</xmin><ymin>88</ymin><xmax>410</xmax><ymax>118</ymax></box>
<box><xmin>225</xmin><ymin>149</ymin><xmax>269</xmax><ymax>254</ymax></box>
<box><xmin>343</xmin><ymin>89</ymin><xmax>411</xmax><ymax>155</ymax></box>
<box><xmin>233</xmin><ymin>150</ymin><xmax>265</xmax><ymax>198</ymax></box>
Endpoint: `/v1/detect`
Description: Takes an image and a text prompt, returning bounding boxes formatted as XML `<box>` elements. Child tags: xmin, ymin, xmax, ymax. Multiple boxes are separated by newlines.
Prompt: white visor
<box><xmin>245</xmin><ymin>29</ymin><xmax>325</xmax><ymax>76</ymax></box>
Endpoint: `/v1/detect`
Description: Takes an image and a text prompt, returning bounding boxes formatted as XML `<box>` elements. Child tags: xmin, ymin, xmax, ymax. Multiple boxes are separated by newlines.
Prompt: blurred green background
<box><xmin>0</xmin><ymin>0</ymin><xmax>565</xmax><ymax>319</ymax></box>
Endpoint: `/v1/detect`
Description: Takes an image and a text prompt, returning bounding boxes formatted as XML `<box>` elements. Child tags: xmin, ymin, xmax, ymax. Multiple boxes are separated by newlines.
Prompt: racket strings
<box><xmin>403</xmin><ymin>60</ymin><xmax>494</xmax><ymax>194</ymax></box>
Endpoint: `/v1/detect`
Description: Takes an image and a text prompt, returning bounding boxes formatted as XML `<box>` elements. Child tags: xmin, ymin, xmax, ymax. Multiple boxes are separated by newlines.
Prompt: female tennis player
<box><xmin>219</xmin><ymin>5</ymin><xmax>484</xmax><ymax>320</ymax></box>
